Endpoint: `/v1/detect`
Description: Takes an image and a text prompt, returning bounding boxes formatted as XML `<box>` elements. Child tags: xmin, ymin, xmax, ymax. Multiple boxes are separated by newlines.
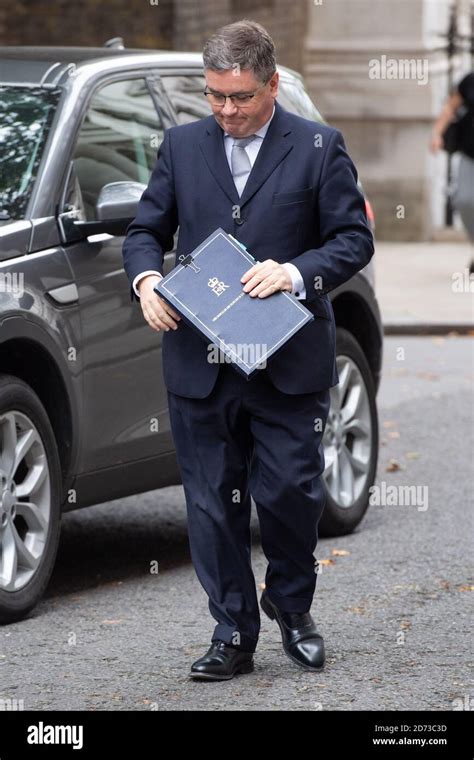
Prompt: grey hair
<box><xmin>202</xmin><ymin>19</ymin><xmax>277</xmax><ymax>84</ymax></box>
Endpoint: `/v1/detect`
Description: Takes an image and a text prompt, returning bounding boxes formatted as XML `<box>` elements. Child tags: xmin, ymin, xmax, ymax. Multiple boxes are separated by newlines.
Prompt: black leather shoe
<box><xmin>189</xmin><ymin>640</ymin><xmax>254</xmax><ymax>681</ymax></box>
<box><xmin>260</xmin><ymin>589</ymin><xmax>325</xmax><ymax>672</ymax></box>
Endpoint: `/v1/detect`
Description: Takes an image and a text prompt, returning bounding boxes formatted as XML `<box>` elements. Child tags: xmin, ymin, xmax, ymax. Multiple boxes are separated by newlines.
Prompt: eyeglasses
<box><xmin>203</xmin><ymin>80</ymin><xmax>270</xmax><ymax>108</ymax></box>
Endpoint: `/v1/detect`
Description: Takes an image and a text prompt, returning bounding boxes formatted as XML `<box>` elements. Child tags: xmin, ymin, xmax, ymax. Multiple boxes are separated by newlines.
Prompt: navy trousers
<box><xmin>167</xmin><ymin>362</ymin><xmax>331</xmax><ymax>653</ymax></box>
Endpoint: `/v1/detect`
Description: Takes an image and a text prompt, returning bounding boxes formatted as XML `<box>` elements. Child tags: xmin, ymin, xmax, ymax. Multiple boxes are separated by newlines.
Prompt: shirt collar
<box><xmin>223</xmin><ymin>103</ymin><xmax>276</xmax><ymax>139</ymax></box>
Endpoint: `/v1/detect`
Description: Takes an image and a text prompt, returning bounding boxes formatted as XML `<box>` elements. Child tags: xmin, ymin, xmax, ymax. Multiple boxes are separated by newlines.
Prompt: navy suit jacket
<box><xmin>122</xmin><ymin>99</ymin><xmax>374</xmax><ymax>398</ymax></box>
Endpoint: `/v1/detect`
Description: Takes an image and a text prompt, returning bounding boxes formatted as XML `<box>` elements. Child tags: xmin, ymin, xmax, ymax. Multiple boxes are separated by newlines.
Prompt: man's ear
<box><xmin>269</xmin><ymin>70</ymin><xmax>279</xmax><ymax>97</ymax></box>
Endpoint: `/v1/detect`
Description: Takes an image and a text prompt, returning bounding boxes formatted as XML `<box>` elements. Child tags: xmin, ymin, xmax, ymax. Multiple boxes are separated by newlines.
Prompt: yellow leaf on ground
<box><xmin>100</xmin><ymin>619</ymin><xmax>123</xmax><ymax>625</ymax></box>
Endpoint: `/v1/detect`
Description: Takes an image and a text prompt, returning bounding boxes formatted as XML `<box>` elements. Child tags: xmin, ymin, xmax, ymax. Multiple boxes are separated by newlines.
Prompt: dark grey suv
<box><xmin>0</xmin><ymin>44</ymin><xmax>383</xmax><ymax>624</ymax></box>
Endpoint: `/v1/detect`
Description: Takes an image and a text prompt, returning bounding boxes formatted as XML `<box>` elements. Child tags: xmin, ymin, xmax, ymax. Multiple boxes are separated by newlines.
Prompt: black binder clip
<box><xmin>179</xmin><ymin>254</ymin><xmax>201</xmax><ymax>274</ymax></box>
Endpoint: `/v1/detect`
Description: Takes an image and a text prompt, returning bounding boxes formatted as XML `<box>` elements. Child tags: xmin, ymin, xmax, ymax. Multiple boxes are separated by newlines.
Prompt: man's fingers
<box><xmin>241</xmin><ymin>259</ymin><xmax>276</xmax><ymax>284</ymax></box>
<box><xmin>157</xmin><ymin>297</ymin><xmax>181</xmax><ymax>321</ymax></box>
<box><xmin>157</xmin><ymin>307</ymin><xmax>179</xmax><ymax>329</ymax></box>
<box><xmin>143</xmin><ymin>311</ymin><xmax>162</xmax><ymax>332</ymax></box>
<box><xmin>153</xmin><ymin>294</ymin><xmax>181</xmax><ymax>322</ymax></box>
<box><xmin>240</xmin><ymin>261</ymin><xmax>264</xmax><ymax>284</ymax></box>
<box><xmin>142</xmin><ymin>305</ymin><xmax>166</xmax><ymax>331</ymax></box>
<box><xmin>250</xmin><ymin>277</ymin><xmax>281</xmax><ymax>298</ymax></box>
<box><xmin>153</xmin><ymin>306</ymin><xmax>179</xmax><ymax>330</ymax></box>
<box><xmin>144</xmin><ymin>308</ymin><xmax>176</xmax><ymax>331</ymax></box>
<box><xmin>242</xmin><ymin>265</ymin><xmax>274</xmax><ymax>293</ymax></box>
<box><xmin>138</xmin><ymin>276</ymin><xmax>182</xmax><ymax>332</ymax></box>
<box><xmin>142</xmin><ymin>300</ymin><xmax>180</xmax><ymax>331</ymax></box>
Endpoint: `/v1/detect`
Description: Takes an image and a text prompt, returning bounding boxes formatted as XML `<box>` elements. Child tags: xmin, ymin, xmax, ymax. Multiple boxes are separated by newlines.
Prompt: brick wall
<box><xmin>4</xmin><ymin>0</ymin><xmax>306</xmax><ymax>73</ymax></box>
<box><xmin>174</xmin><ymin>0</ymin><xmax>307</xmax><ymax>73</ymax></box>
<box><xmin>4</xmin><ymin>0</ymin><xmax>174</xmax><ymax>50</ymax></box>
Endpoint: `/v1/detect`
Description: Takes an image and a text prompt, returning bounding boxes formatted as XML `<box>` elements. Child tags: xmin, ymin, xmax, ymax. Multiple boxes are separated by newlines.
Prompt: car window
<box><xmin>0</xmin><ymin>86</ymin><xmax>61</xmax><ymax>221</ymax></box>
<box><xmin>73</xmin><ymin>78</ymin><xmax>163</xmax><ymax>219</ymax></box>
<box><xmin>160</xmin><ymin>75</ymin><xmax>212</xmax><ymax>124</ymax></box>
<box><xmin>277</xmin><ymin>79</ymin><xmax>326</xmax><ymax>124</ymax></box>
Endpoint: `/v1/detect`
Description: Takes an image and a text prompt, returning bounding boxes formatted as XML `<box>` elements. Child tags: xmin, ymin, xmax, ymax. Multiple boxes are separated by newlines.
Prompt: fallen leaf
<box><xmin>331</xmin><ymin>549</ymin><xmax>350</xmax><ymax>556</ymax></box>
<box><xmin>100</xmin><ymin>619</ymin><xmax>124</xmax><ymax>625</ymax></box>
<box><xmin>458</xmin><ymin>585</ymin><xmax>474</xmax><ymax>592</ymax></box>
<box><xmin>386</xmin><ymin>458</ymin><xmax>403</xmax><ymax>472</ymax></box>
<box><xmin>404</xmin><ymin>451</ymin><xmax>420</xmax><ymax>459</ymax></box>
<box><xmin>319</xmin><ymin>558</ymin><xmax>336</xmax><ymax>566</ymax></box>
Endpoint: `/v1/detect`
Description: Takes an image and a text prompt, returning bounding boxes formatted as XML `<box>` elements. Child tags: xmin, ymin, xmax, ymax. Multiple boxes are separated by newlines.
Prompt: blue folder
<box><xmin>154</xmin><ymin>228</ymin><xmax>314</xmax><ymax>378</ymax></box>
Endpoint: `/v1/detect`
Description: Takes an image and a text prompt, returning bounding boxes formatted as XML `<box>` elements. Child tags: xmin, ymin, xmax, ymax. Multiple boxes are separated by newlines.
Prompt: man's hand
<box><xmin>429</xmin><ymin>133</ymin><xmax>444</xmax><ymax>153</ymax></box>
<box><xmin>137</xmin><ymin>274</ymin><xmax>181</xmax><ymax>332</ymax></box>
<box><xmin>240</xmin><ymin>260</ymin><xmax>292</xmax><ymax>298</ymax></box>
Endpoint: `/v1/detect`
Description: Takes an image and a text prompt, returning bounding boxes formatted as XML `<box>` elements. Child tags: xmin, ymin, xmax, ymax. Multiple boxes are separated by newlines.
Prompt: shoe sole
<box><xmin>188</xmin><ymin>661</ymin><xmax>254</xmax><ymax>681</ymax></box>
<box><xmin>189</xmin><ymin>662</ymin><xmax>255</xmax><ymax>681</ymax></box>
<box><xmin>260</xmin><ymin>593</ymin><xmax>325</xmax><ymax>673</ymax></box>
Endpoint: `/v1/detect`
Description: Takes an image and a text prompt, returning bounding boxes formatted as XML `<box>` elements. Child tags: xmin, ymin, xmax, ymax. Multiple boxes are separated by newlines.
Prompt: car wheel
<box><xmin>0</xmin><ymin>375</ymin><xmax>61</xmax><ymax>624</ymax></box>
<box><xmin>319</xmin><ymin>328</ymin><xmax>379</xmax><ymax>537</ymax></box>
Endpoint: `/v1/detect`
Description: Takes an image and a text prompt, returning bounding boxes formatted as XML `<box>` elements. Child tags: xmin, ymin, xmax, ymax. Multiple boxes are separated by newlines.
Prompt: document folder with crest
<box><xmin>154</xmin><ymin>227</ymin><xmax>313</xmax><ymax>378</ymax></box>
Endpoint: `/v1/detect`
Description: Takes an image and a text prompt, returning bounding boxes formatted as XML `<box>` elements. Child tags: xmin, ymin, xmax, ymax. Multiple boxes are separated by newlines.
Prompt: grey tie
<box><xmin>231</xmin><ymin>135</ymin><xmax>257</xmax><ymax>196</ymax></box>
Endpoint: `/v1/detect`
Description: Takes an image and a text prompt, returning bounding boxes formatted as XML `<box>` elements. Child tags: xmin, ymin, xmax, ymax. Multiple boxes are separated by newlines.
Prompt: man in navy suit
<box><xmin>123</xmin><ymin>19</ymin><xmax>374</xmax><ymax>681</ymax></box>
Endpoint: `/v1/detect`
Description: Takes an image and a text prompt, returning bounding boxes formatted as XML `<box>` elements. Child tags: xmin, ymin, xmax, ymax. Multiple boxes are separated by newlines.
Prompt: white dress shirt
<box><xmin>132</xmin><ymin>103</ymin><xmax>306</xmax><ymax>298</ymax></box>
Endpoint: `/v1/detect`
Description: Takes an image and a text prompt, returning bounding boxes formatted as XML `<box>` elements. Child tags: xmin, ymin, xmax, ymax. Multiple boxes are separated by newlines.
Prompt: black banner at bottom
<box><xmin>0</xmin><ymin>709</ymin><xmax>471</xmax><ymax>757</ymax></box>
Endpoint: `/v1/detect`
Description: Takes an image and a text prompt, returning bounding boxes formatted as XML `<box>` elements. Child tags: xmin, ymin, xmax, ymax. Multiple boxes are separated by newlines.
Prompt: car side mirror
<box><xmin>95</xmin><ymin>181</ymin><xmax>147</xmax><ymax>222</ymax></box>
<box><xmin>72</xmin><ymin>181</ymin><xmax>147</xmax><ymax>238</ymax></box>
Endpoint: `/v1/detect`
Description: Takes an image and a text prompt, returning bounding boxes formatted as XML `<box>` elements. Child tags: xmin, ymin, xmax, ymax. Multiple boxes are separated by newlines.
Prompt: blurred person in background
<box><xmin>430</xmin><ymin>70</ymin><xmax>474</xmax><ymax>274</ymax></box>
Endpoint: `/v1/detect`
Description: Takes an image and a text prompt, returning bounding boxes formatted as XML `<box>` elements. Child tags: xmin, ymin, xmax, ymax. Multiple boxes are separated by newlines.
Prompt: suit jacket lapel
<box><xmin>199</xmin><ymin>99</ymin><xmax>294</xmax><ymax>209</ymax></box>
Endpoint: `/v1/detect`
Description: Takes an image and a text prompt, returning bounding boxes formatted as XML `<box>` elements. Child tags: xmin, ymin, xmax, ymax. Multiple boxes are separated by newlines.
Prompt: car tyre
<box><xmin>0</xmin><ymin>375</ymin><xmax>61</xmax><ymax>624</ymax></box>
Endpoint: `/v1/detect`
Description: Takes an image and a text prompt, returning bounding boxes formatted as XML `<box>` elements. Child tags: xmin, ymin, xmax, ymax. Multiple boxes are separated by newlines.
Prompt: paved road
<box><xmin>0</xmin><ymin>336</ymin><xmax>472</xmax><ymax>711</ymax></box>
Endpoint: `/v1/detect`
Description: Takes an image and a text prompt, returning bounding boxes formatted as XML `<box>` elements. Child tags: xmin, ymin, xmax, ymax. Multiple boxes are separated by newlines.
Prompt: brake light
<box><xmin>365</xmin><ymin>198</ymin><xmax>375</xmax><ymax>229</ymax></box>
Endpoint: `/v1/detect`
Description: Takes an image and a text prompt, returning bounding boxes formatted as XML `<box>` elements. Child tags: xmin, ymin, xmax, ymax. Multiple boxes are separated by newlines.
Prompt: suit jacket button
<box><xmin>235</xmin><ymin>218</ymin><xmax>244</xmax><ymax>225</ymax></box>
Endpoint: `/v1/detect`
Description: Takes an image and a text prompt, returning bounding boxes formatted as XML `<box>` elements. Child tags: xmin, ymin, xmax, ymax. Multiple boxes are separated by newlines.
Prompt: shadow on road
<box><xmin>45</xmin><ymin>486</ymin><xmax>262</xmax><ymax>600</ymax></box>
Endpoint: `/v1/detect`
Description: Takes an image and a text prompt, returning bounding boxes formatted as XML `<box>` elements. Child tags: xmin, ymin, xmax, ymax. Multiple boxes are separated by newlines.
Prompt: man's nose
<box><xmin>221</xmin><ymin>98</ymin><xmax>239</xmax><ymax>116</ymax></box>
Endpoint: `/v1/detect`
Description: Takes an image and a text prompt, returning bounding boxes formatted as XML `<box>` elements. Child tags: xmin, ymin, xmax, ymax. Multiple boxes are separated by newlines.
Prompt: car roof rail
<box><xmin>103</xmin><ymin>37</ymin><xmax>125</xmax><ymax>49</ymax></box>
